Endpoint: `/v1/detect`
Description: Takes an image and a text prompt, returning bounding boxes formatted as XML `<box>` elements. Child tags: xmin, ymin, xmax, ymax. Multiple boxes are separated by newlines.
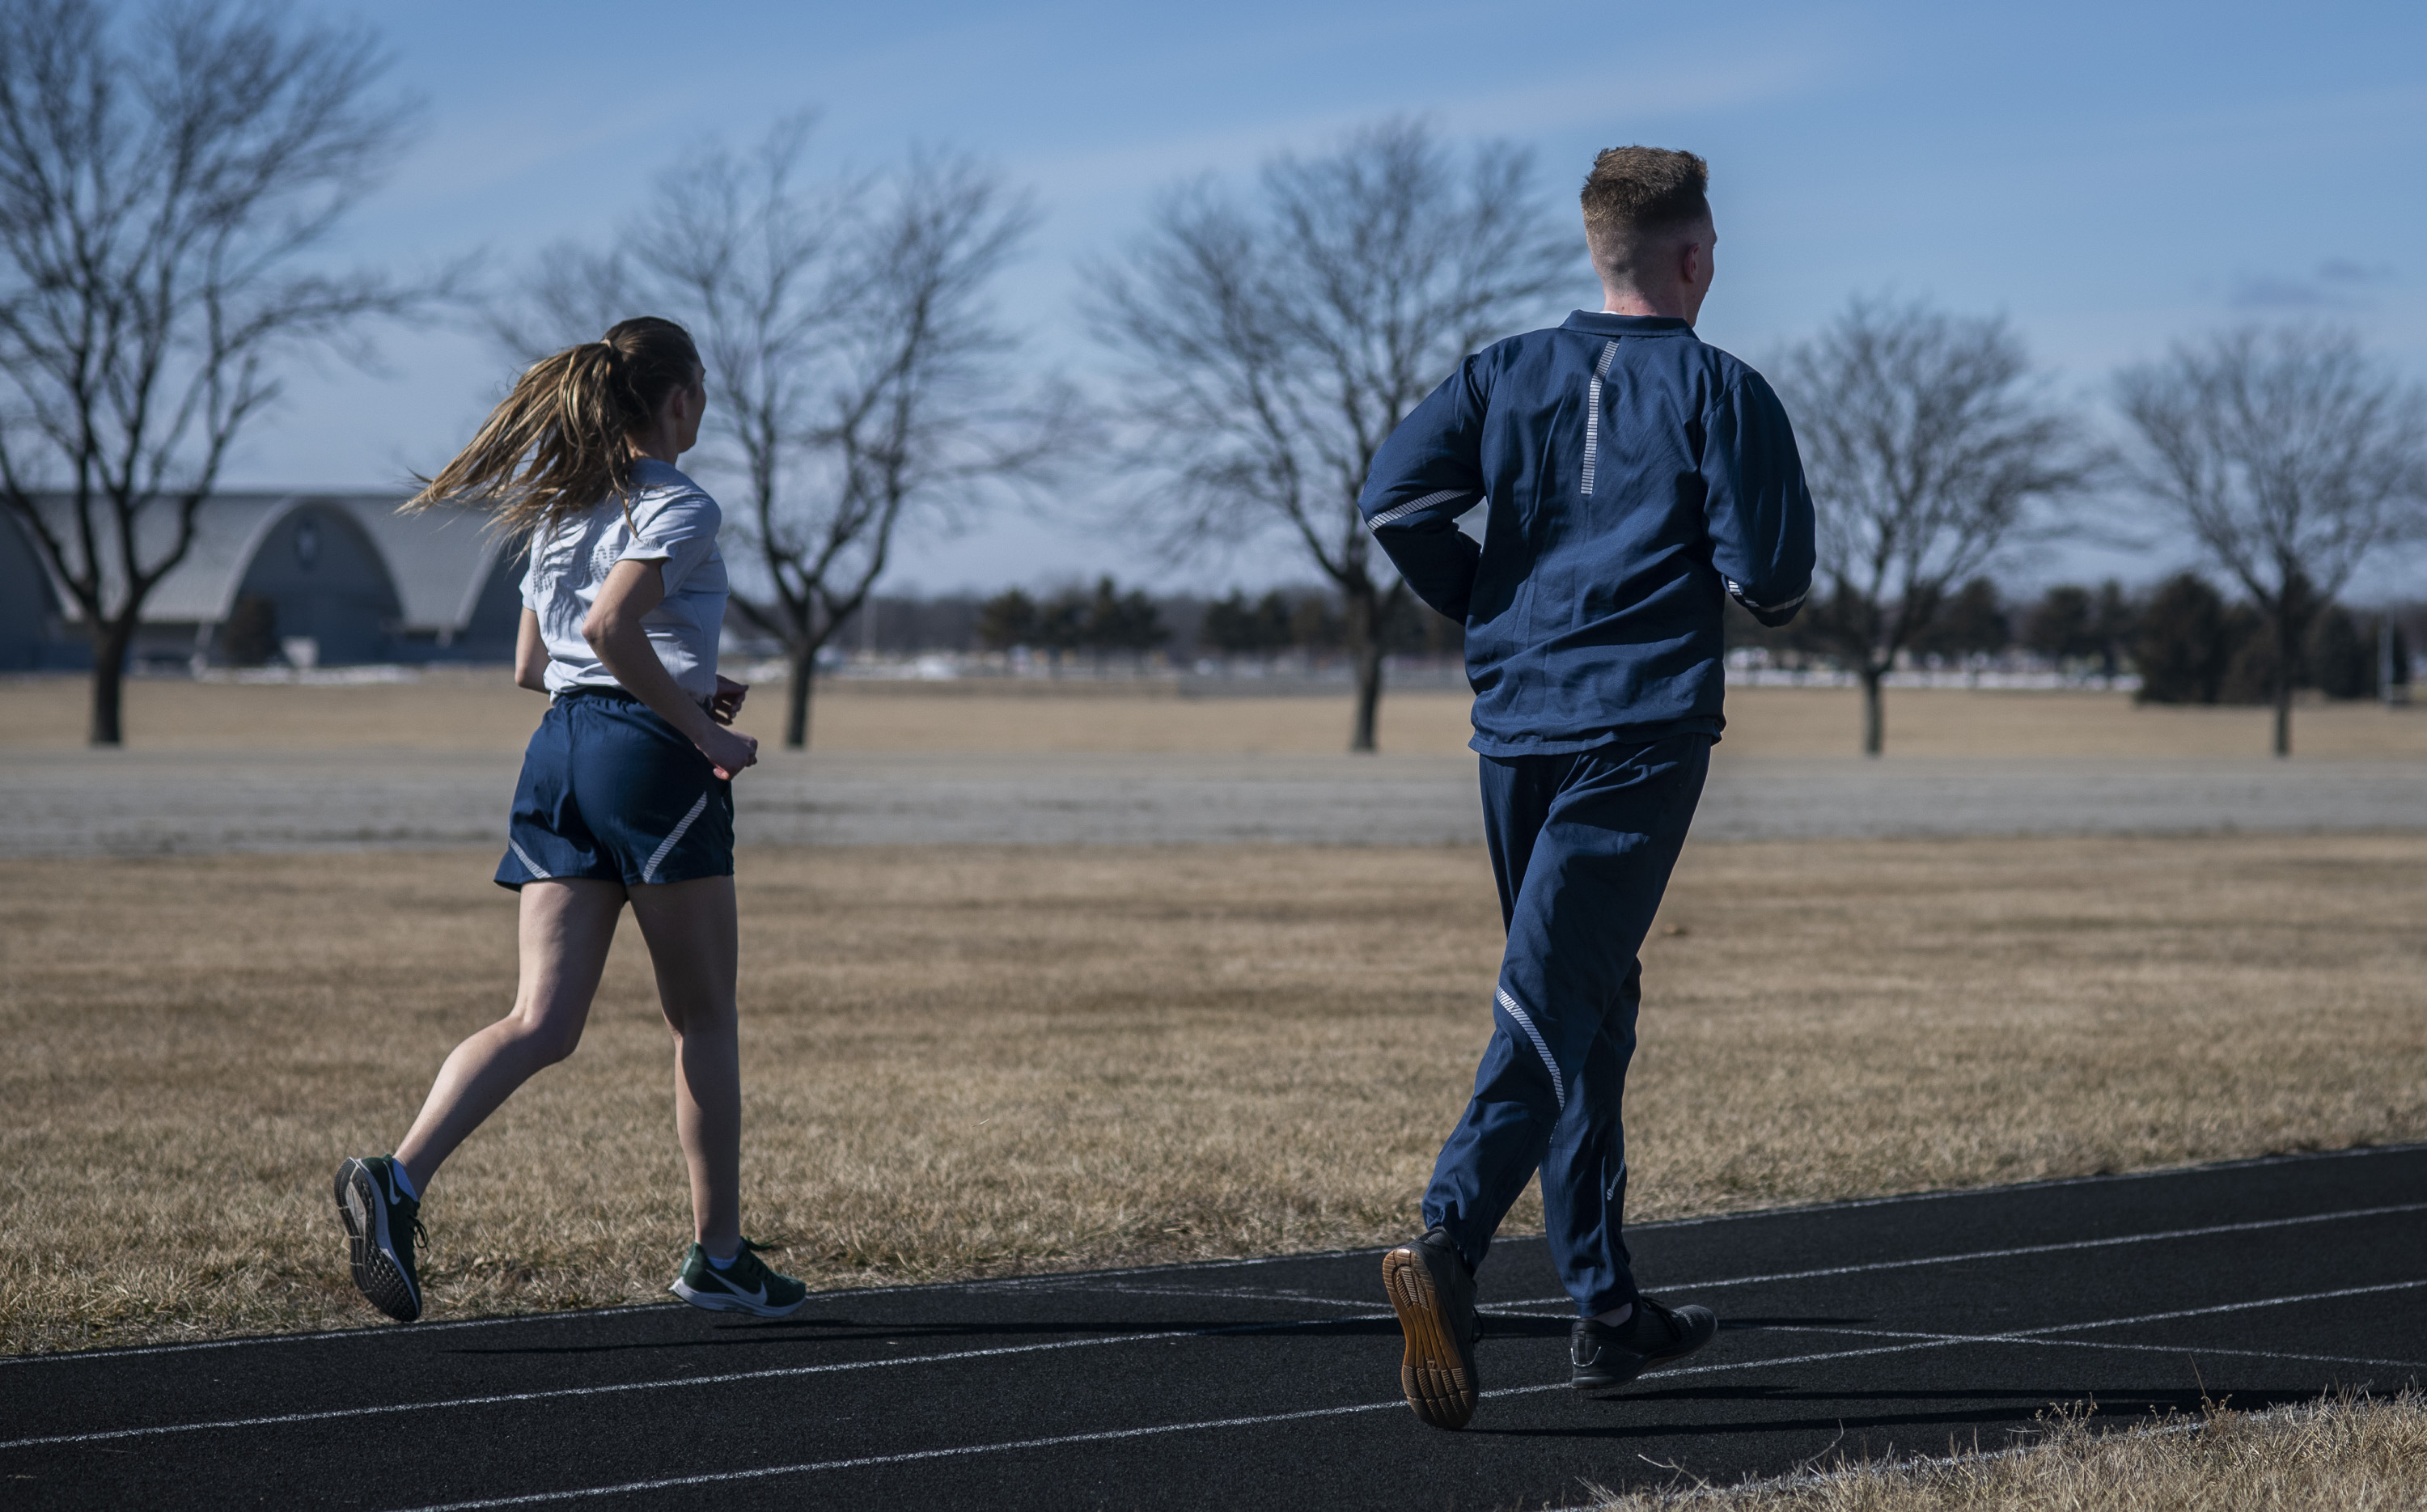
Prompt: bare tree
<box><xmin>0</xmin><ymin>0</ymin><xmax>426</xmax><ymax>744</ymax></box>
<box><xmin>501</xmin><ymin>123</ymin><xmax>1072</xmax><ymax>750</ymax></box>
<box><xmin>2118</xmin><ymin>325</ymin><xmax>2427</xmax><ymax>756</ymax></box>
<box><xmin>1089</xmin><ymin>119</ymin><xmax>1578</xmax><ymax>752</ymax></box>
<box><xmin>1774</xmin><ymin>297</ymin><xmax>2096</xmax><ymax>755</ymax></box>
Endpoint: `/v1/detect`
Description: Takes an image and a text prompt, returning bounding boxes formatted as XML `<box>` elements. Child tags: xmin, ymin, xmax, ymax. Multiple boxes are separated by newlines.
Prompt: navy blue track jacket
<box><xmin>1359</xmin><ymin>311</ymin><xmax>1816</xmax><ymax>756</ymax></box>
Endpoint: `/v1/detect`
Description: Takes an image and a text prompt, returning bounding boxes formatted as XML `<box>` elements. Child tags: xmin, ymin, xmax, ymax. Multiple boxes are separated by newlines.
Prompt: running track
<box><xmin>5</xmin><ymin>1146</ymin><xmax>2423</xmax><ymax>1510</ymax></box>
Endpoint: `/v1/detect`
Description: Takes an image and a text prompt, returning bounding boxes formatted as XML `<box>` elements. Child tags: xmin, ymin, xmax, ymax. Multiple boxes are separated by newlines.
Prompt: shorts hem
<box><xmin>621</xmin><ymin>858</ymin><xmax>736</xmax><ymax>888</ymax></box>
<box><xmin>494</xmin><ymin>861</ymin><xmax>627</xmax><ymax>892</ymax></box>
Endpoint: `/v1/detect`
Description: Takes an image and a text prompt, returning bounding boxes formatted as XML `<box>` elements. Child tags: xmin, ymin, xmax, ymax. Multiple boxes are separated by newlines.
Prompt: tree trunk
<box><xmin>785</xmin><ymin>646</ymin><xmax>815</xmax><ymax>751</ymax></box>
<box><xmin>1345</xmin><ymin>586</ymin><xmax>1383</xmax><ymax>754</ymax></box>
<box><xmin>89</xmin><ymin>616</ymin><xmax>135</xmax><ymax>747</ymax></box>
<box><xmin>2272</xmin><ymin>615</ymin><xmax>2296</xmax><ymax>759</ymax></box>
<box><xmin>1860</xmin><ymin>665</ymin><xmax>1885</xmax><ymax>757</ymax></box>
<box><xmin>1351</xmin><ymin>639</ymin><xmax>1385</xmax><ymax>753</ymax></box>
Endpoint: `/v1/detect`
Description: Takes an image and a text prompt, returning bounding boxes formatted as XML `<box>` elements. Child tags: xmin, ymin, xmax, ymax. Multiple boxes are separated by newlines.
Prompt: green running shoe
<box><xmin>335</xmin><ymin>1156</ymin><xmax>425</xmax><ymax>1323</ymax></box>
<box><xmin>669</xmin><ymin>1238</ymin><xmax>807</xmax><ymax>1318</ymax></box>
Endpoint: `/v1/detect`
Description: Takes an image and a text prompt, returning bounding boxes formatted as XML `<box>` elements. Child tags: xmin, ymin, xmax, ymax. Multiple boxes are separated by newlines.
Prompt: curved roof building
<box><xmin>2</xmin><ymin>494</ymin><xmax>525</xmax><ymax>670</ymax></box>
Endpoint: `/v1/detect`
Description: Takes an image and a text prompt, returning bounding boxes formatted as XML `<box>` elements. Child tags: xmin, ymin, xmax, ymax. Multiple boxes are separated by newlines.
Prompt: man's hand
<box><xmin>695</xmin><ymin>722</ymin><xmax>759</xmax><ymax>781</ymax></box>
<box><xmin>710</xmin><ymin>675</ymin><xmax>750</xmax><ymax>726</ymax></box>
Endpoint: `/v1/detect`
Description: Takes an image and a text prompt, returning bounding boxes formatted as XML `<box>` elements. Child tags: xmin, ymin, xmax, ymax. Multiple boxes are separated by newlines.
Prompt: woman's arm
<box><xmin>582</xmin><ymin>559</ymin><xmax>758</xmax><ymax>778</ymax></box>
<box><xmin>515</xmin><ymin>608</ymin><xmax>549</xmax><ymax>692</ymax></box>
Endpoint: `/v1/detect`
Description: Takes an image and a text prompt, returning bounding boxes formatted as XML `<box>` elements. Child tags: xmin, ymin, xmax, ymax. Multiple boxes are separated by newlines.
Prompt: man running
<box><xmin>1358</xmin><ymin>146</ymin><xmax>1815</xmax><ymax>1429</ymax></box>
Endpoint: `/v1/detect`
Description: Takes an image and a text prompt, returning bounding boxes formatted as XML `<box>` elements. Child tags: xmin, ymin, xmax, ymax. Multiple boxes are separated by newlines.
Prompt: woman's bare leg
<box><xmin>393</xmin><ymin>879</ymin><xmax>626</xmax><ymax>1193</ymax></box>
<box><xmin>626</xmin><ymin>875</ymin><xmax>741</xmax><ymax>1256</ymax></box>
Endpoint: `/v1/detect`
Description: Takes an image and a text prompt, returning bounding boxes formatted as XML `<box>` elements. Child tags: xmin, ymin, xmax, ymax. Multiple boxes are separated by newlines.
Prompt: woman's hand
<box><xmin>694</xmin><ymin>722</ymin><xmax>759</xmax><ymax>781</ymax></box>
<box><xmin>584</xmin><ymin>560</ymin><xmax>760</xmax><ymax>778</ymax></box>
<box><xmin>710</xmin><ymin>675</ymin><xmax>749</xmax><ymax>726</ymax></box>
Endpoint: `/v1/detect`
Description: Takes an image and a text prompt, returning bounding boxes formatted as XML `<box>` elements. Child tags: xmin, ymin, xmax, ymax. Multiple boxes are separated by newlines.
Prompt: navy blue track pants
<box><xmin>1421</xmin><ymin>732</ymin><xmax>1712</xmax><ymax>1316</ymax></box>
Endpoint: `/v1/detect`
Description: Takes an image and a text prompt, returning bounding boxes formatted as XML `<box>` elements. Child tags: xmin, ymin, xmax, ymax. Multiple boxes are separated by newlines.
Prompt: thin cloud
<box><xmin>380</xmin><ymin>95</ymin><xmax>695</xmax><ymax>214</ymax></box>
<box><xmin>1437</xmin><ymin>47</ymin><xmax>1845</xmax><ymax>139</ymax></box>
<box><xmin>1013</xmin><ymin>45</ymin><xmax>1837</xmax><ymax>214</ymax></box>
<box><xmin>2228</xmin><ymin>260</ymin><xmax>2401</xmax><ymax>311</ymax></box>
<box><xmin>2317</xmin><ymin>258</ymin><xmax>2396</xmax><ymax>286</ymax></box>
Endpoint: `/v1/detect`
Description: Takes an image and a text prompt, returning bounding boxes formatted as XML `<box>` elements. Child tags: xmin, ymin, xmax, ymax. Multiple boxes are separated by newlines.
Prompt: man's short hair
<box><xmin>1580</xmin><ymin>147</ymin><xmax>1709</xmax><ymax>269</ymax></box>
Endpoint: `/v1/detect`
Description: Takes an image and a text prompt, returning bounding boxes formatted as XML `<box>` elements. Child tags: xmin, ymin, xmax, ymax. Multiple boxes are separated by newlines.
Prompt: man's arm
<box><xmin>1359</xmin><ymin>358</ymin><xmax>1490</xmax><ymax>620</ymax></box>
<box><xmin>1703</xmin><ymin>371</ymin><xmax>1816</xmax><ymax>627</ymax></box>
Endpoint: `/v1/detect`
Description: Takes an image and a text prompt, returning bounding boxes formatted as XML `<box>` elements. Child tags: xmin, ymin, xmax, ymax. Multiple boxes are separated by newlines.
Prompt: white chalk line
<box><xmin>1057</xmin><ymin>1281</ymin><xmax>1387</xmax><ymax>1310</ymax></box>
<box><xmin>0</xmin><ymin>1303</ymin><xmax>682</xmax><ymax>1368</ymax></box>
<box><xmin>1074</xmin><ymin>1200</ymin><xmax>2427</xmax><ymax>1315</ymax></box>
<box><xmin>0</xmin><ymin>1324</ymin><xmax>1247</xmax><ymax>1451</ymax></box>
<box><xmin>0</xmin><ymin>1259</ymin><xmax>1392</xmax><ymax>1371</ymax></box>
<box><xmin>1629</xmin><ymin>1141</ymin><xmax>2427</xmax><ymax>1231</ymax></box>
<box><xmin>387</xmin><ymin>1396</ymin><xmax>1439</xmax><ymax>1511</ymax></box>
<box><xmin>1750</xmin><ymin>1323</ymin><xmax>2427</xmax><ymax>1374</ymax></box>
<box><xmin>375</xmin><ymin>1277</ymin><xmax>2427</xmax><ymax>1512</ymax></box>
<box><xmin>9</xmin><ymin>1201</ymin><xmax>2422</xmax><ymax>1452</ymax></box>
<box><xmin>1476</xmin><ymin>1199</ymin><xmax>2427</xmax><ymax>1312</ymax></box>
<box><xmin>15</xmin><ymin>1146</ymin><xmax>2417</xmax><ymax>1370</ymax></box>
<box><xmin>1035</xmin><ymin>1201</ymin><xmax>2427</xmax><ymax>1317</ymax></box>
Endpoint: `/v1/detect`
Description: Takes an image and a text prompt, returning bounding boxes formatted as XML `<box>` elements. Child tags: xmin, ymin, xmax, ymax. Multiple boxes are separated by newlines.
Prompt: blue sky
<box><xmin>245</xmin><ymin>0</ymin><xmax>2427</xmax><ymax>597</ymax></box>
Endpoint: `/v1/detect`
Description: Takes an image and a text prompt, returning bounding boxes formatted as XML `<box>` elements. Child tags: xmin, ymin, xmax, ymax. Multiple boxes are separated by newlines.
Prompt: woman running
<box><xmin>336</xmin><ymin>316</ymin><xmax>806</xmax><ymax>1323</ymax></box>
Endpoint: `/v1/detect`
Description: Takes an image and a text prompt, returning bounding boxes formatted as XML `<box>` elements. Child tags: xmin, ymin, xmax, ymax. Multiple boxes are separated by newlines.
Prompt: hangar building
<box><xmin>0</xmin><ymin>493</ymin><xmax>526</xmax><ymax>671</ymax></box>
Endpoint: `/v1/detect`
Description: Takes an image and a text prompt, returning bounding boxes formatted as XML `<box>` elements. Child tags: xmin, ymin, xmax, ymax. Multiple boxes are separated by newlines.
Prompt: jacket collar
<box><xmin>1561</xmin><ymin>311</ymin><xmax>1695</xmax><ymax>337</ymax></box>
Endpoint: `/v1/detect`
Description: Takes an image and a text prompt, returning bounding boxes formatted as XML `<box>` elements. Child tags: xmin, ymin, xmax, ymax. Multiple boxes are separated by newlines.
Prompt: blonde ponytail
<box><xmin>408</xmin><ymin>316</ymin><xmax>702</xmax><ymax>537</ymax></box>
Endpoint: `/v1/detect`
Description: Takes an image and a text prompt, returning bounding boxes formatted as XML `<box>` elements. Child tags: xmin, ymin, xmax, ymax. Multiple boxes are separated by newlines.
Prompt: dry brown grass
<box><xmin>1590</xmin><ymin>1393</ymin><xmax>2427</xmax><ymax>1510</ymax></box>
<box><xmin>7</xmin><ymin>671</ymin><xmax>2427</xmax><ymax>758</ymax></box>
<box><xmin>5</xmin><ymin>833</ymin><xmax>2424</xmax><ymax>1355</ymax></box>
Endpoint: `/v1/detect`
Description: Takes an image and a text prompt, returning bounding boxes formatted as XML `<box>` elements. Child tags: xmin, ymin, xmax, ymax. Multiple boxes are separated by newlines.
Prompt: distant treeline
<box><xmin>1726</xmin><ymin>574</ymin><xmax>2416</xmax><ymax>704</ymax></box>
<box><xmin>794</xmin><ymin>578</ymin><xmax>1463</xmax><ymax>665</ymax></box>
<box><xmin>804</xmin><ymin>571</ymin><xmax>2416</xmax><ymax>703</ymax></box>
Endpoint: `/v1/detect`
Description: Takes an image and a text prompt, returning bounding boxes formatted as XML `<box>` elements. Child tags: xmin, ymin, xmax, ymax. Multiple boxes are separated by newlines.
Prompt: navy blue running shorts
<box><xmin>495</xmin><ymin>689</ymin><xmax>735</xmax><ymax>891</ymax></box>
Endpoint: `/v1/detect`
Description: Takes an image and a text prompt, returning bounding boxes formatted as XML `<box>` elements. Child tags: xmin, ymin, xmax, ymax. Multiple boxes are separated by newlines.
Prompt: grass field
<box><xmin>1592</xmin><ymin>1393</ymin><xmax>2427</xmax><ymax>1510</ymax></box>
<box><xmin>6</xmin><ymin>670</ymin><xmax>2427</xmax><ymax>759</ymax></box>
<box><xmin>6</xmin><ymin>832</ymin><xmax>2424</xmax><ymax>1354</ymax></box>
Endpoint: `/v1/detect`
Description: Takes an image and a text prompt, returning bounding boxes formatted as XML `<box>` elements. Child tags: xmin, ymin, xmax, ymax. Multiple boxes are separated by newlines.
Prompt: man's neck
<box><xmin>1599</xmin><ymin>289</ymin><xmax>1692</xmax><ymax>320</ymax></box>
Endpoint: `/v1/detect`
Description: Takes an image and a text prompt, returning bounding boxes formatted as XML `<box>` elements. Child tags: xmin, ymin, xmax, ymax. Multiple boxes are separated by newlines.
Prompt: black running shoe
<box><xmin>669</xmin><ymin>1239</ymin><xmax>807</xmax><ymax>1318</ymax></box>
<box><xmin>335</xmin><ymin>1156</ymin><xmax>425</xmax><ymax>1323</ymax></box>
<box><xmin>1382</xmin><ymin>1227</ymin><xmax>1481</xmax><ymax>1430</ymax></box>
<box><xmin>1570</xmin><ymin>1295</ymin><xmax>1718</xmax><ymax>1391</ymax></box>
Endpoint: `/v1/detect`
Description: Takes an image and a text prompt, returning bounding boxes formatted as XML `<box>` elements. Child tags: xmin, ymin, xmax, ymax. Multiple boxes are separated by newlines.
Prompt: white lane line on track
<box><xmin>390</xmin><ymin>1396</ymin><xmax>1439</xmax><ymax>1510</ymax></box>
<box><xmin>378</xmin><ymin>1277</ymin><xmax>2427</xmax><ymax>1512</ymax></box>
<box><xmin>9</xmin><ymin>1201</ymin><xmax>2423</xmax><ymax>1451</ymax></box>
<box><xmin>0</xmin><ymin>1325</ymin><xmax>1256</xmax><ymax>1450</ymax></box>
<box><xmin>15</xmin><ymin>1148</ymin><xmax>2420</xmax><ymax>1370</ymax></box>
<box><xmin>1059</xmin><ymin>1282</ymin><xmax>1386</xmax><ymax>1309</ymax></box>
<box><xmin>0</xmin><ymin>1268</ymin><xmax>1379</xmax><ymax>1371</ymax></box>
<box><xmin>1477</xmin><ymin>1199</ymin><xmax>2427</xmax><ymax>1311</ymax></box>
<box><xmin>0</xmin><ymin>1252</ymin><xmax>1421</xmax><ymax>1370</ymax></box>
<box><xmin>1750</xmin><ymin>1324</ymin><xmax>2427</xmax><ymax>1374</ymax></box>
<box><xmin>0</xmin><ymin>1304</ymin><xmax>684</xmax><ymax>1367</ymax></box>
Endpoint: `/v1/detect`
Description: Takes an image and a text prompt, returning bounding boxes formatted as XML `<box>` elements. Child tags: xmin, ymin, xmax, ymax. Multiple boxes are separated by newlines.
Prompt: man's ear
<box><xmin>1682</xmin><ymin>235</ymin><xmax>1709</xmax><ymax>288</ymax></box>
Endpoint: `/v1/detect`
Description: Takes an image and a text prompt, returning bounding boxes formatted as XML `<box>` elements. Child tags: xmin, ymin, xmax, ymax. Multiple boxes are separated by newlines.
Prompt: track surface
<box><xmin>6</xmin><ymin>1148</ymin><xmax>2424</xmax><ymax>1510</ymax></box>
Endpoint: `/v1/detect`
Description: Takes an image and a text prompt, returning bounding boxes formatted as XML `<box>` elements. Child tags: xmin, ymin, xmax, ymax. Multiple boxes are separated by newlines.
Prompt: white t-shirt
<box><xmin>521</xmin><ymin>459</ymin><xmax>728</xmax><ymax>701</ymax></box>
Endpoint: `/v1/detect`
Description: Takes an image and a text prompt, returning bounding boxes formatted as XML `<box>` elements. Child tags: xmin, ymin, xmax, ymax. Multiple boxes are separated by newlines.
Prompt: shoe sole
<box><xmin>668</xmin><ymin>1277</ymin><xmax>807</xmax><ymax>1319</ymax></box>
<box><xmin>334</xmin><ymin>1159</ymin><xmax>421</xmax><ymax>1324</ymax></box>
<box><xmin>1383</xmin><ymin>1244</ymin><xmax>1477</xmax><ymax>1430</ymax></box>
